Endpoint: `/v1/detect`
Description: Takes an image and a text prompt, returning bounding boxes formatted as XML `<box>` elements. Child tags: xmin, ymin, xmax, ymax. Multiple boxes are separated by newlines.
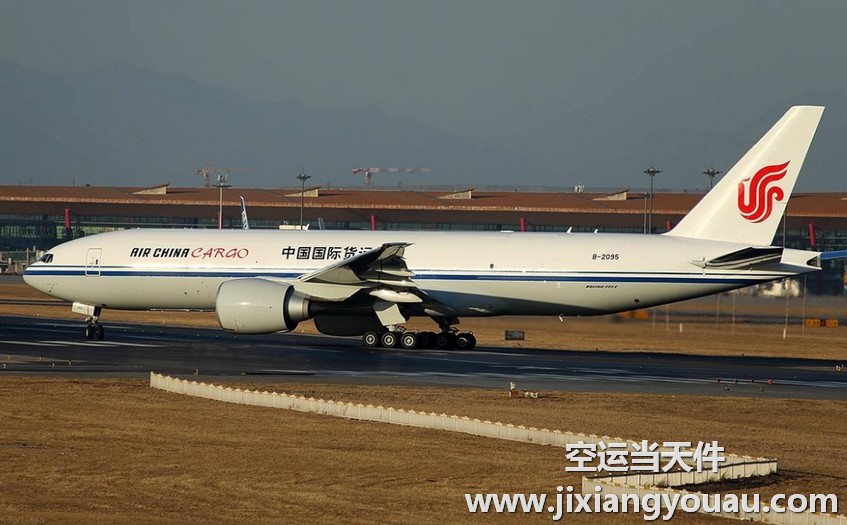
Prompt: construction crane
<box><xmin>352</xmin><ymin>167</ymin><xmax>431</xmax><ymax>186</ymax></box>
<box><xmin>195</xmin><ymin>161</ymin><xmax>252</xmax><ymax>187</ymax></box>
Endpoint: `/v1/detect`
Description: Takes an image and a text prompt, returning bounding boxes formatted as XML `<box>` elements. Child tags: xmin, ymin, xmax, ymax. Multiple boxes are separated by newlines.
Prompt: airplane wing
<box><xmin>299</xmin><ymin>242</ymin><xmax>415</xmax><ymax>287</ymax></box>
<box><xmin>290</xmin><ymin>242</ymin><xmax>454</xmax><ymax>327</ymax></box>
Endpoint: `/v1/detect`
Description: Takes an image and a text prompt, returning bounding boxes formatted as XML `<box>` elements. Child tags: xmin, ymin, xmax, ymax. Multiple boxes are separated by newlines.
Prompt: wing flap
<box><xmin>369</xmin><ymin>288</ymin><xmax>422</xmax><ymax>303</ymax></box>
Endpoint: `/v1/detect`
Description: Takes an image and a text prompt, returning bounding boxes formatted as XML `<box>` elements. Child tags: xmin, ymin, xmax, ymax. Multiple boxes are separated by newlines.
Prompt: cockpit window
<box><xmin>39</xmin><ymin>253</ymin><xmax>54</xmax><ymax>264</ymax></box>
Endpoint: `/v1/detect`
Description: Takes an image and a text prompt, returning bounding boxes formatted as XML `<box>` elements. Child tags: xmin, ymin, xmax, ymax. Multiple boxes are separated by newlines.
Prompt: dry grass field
<box><xmin>1</xmin><ymin>280</ymin><xmax>845</xmax><ymax>523</ymax></box>
<box><xmin>1</xmin><ymin>378</ymin><xmax>845</xmax><ymax>524</ymax></box>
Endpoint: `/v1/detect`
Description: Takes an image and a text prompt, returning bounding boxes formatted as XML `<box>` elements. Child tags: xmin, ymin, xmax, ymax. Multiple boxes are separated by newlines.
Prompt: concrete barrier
<box><xmin>148</xmin><ymin>373</ymin><xmax>766</xmax><ymax>465</ymax></box>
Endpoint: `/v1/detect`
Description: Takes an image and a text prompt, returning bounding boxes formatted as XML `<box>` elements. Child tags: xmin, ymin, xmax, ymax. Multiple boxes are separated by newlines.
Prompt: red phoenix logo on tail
<box><xmin>737</xmin><ymin>161</ymin><xmax>790</xmax><ymax>223</ymax></box>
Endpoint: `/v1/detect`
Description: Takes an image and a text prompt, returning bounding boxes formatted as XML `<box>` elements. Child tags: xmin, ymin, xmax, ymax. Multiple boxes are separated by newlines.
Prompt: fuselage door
<box><xmin>85</xmin><ymin>248</ymin><xmax>102</xmax><ymax>277</ymax></box>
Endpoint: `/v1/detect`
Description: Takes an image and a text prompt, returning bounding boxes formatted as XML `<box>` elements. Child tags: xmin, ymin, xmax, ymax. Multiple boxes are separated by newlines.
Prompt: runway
<box><xmin>0</xmin><ymin>315</ymin><xmax>845</xmax><ymax>400</ymax></box>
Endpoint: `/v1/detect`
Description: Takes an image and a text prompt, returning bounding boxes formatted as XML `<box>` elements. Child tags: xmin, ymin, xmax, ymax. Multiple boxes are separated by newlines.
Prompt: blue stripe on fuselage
<box><xmin>23</xmin><ymin>267</ymin><xmax>765</xmax><ymax>285</ymax></box>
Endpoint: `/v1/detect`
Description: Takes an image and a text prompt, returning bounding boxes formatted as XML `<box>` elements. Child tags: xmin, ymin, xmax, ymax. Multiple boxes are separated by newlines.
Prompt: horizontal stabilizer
<box><xmin>821</xmin><ymin>250</ymin><xmax>847</xmax><ymax>261</ymax></box>
<box><xmin>691</xmin><ymin>246</ymin><xmax>783</xmax><ymax>270</ymax></box>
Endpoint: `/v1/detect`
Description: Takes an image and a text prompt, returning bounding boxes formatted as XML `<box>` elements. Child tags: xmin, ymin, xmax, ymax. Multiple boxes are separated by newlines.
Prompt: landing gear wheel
<box><xmin>419</xmin><ymin>331</ymin><xmax>437</xmax><ymax>349</ymax></box>
<box><xmin>400</xmin><ymin>332</ymin><xmax>418</xmax><ymax>349</ymax></box>
<box><xmin>362</xmin><ymin>331</ymin><xmax>380</xmax><ymax>348</ymax></box>
<box><xmin>436</xmin><ymin>332</ymin><xmax>457</xmax><ymax>350</ymax></box>
<box><xmin>456</xmin><ymin>332</ymin><xmax>476</xmax><ymax>350</ymax></box>
<box><xmin>380</xmin><ymin>331</ymin><xmax>399</xmax><ymax>348</ymax></box>
<box><xmin>83</xmin><ymin>306</ymin><xmax>104</xmax><ymax>341</ymax></box>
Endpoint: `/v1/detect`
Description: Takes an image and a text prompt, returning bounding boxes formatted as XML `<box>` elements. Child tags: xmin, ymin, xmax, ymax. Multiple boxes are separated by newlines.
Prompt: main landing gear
<box><xmin>84</xmin><ymin>307</ymin><xmax>105</xmax><ymax>341</ymax></box>
<box><xmin>361</xmin><ymin>318</ymin><xmax>476</xmax><ymax>350</ymax></box>
<box><xmin>361</xmin><ymin>329</ymin><xmax>476</xmax><ymax>350</ymax></box>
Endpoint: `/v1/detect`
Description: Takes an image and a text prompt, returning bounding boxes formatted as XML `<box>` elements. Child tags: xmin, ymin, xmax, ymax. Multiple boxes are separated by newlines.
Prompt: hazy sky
<box><xmin>2</xmin><ymin>1</ymin><xmax>847</xmax><ymax>189</ymax></box>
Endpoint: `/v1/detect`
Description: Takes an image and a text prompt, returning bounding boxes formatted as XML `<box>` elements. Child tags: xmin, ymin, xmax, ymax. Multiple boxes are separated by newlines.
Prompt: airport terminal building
<box><xmin>2</xmin><ymin>183</ymin><xmax>846</xmax><ymax>291</ymax></box>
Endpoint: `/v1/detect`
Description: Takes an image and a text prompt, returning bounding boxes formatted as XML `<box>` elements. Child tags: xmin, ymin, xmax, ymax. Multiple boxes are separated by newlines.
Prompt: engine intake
<box><xmin>215</xmin><ymin>279</ymin><xmax>311</xmax><ymax>334</ymax></box>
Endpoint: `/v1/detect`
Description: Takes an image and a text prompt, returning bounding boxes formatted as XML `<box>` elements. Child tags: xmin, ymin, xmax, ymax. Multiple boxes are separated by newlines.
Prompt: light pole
<box><xmin>702</xmin><ymin>167</ymin><xmax>722</xmax><ymax>190</ymax></box>
<box><xmin>643</xmin><ymin>166</ymin><xmax>661</xmax><ymax>233</ymax></box>
<box><xmin>296</xmin><ymin>172</ymin><xmax>311</xmax><ymax>230</ymax></box>
<box><xmin>214</xmin><ymin>173</ymin><xmax>231</xmax><ymax>229</ymax></box>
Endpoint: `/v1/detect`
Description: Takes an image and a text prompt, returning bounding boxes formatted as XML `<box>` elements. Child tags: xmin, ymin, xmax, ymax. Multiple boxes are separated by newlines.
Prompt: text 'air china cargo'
<box><xmin>24</xmin><ymin>106</ymin><xmax>833</xmax><ymax>350</ymax></box>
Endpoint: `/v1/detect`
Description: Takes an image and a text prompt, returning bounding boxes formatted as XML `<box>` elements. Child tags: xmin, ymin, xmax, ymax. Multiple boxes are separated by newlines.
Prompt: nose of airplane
<box><xmin>22</xmin><ymin>261</ymin><xmax>51</xmax><ymax>294</ymax></box>
<box><xmin>22</xmin><ymin>264</ymin><xmax>40</xmax><ymax>288</ymax></box>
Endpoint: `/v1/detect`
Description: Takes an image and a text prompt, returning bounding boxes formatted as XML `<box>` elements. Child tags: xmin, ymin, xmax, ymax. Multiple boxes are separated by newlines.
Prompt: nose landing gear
<box><xmin>84</xmin><ymin>307</ymin><xmax>105</xmax><ymax>340</ymax></box>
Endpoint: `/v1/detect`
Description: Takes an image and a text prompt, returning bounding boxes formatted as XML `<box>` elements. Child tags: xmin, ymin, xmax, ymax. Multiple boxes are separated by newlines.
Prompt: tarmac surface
<box><xmin>1</xmin><ymin>315</ymin><xmax>845</xmax><ymax>400</ymax></box>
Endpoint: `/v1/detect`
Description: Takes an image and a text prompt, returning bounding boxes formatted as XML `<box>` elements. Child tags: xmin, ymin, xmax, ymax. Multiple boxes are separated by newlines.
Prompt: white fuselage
<box><xmin>22</xmin><ymin>228</ymin><xmax>817</xmax><ymax>317</ymax></box>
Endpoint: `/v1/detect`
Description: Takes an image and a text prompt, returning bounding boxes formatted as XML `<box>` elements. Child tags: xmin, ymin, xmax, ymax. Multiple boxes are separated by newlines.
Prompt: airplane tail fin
<box><xmin>240</xmin><ymin>196</ymin><xmax>250</xmax><ymax>230</ymax></box>
<box><xmin>667</xmin><ymin>106</ymin><xmax>824</xmax><ymax>246</ymax></box>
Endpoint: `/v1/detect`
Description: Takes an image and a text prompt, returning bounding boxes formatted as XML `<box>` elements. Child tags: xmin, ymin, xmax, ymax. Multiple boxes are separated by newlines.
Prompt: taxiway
<box><xmin>1</xmin><ymin>315</ymin><xmax>844</xmax><ymax>399</ymax></box>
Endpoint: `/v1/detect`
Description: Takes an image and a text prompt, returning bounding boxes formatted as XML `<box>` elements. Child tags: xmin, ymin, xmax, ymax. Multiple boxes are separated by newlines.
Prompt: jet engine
<box><xmin>215</xmin><ymin>279</ymin><xmax>312</xmax><ymax>334</ymax></box>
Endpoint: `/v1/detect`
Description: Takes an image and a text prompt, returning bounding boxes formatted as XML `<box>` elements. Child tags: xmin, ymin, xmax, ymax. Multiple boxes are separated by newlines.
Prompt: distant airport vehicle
<box><xmin>24</xmin><ymin>107</ymin><xmax>833</xmax><ymax>349</ymax></box>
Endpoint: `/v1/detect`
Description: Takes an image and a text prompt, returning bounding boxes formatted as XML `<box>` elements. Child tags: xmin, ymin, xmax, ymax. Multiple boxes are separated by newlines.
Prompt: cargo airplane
<box><xmin>23</xmin><ymin>106</ymin><xmax>828</xmax><ymax>350</ymax></box>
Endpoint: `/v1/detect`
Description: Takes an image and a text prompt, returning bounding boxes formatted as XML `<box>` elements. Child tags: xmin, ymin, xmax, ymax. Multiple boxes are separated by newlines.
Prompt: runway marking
<box><xmin>0</xmin><ymin>340</ymin><xmax>63</xmax><ymax>347</ymax></box>
<box><xmin>770</xmin><ymin>379</ymin><xmax>847</xmax><ymax>389</ymax></box>
<box><xmin>19</xmin><ymin>339</ymin><xmax>163</xmax><ymax>347</ymax></box>
<box><xmin>244</xmin><ymin>369</ymin><xmax>846</xmax><ymax>391</ymax></box>
<box><xmin>44</xmin><ymin>340</ymin><xmax>114</xmax><ymax>347</ymax></box>
<box><xmin>43</xmin><ymin>340</ymin><xmax>162</xmax><ymax>348</ymax></box>
<box><xmin>92</xmin><ymin>341</ymin><xmax>161</xmax><ymax>347</ymax></box>
<box><xmin>0</xmin><ymin>337</ymin><xmax>164</xmax><ymax>349</ymax></box>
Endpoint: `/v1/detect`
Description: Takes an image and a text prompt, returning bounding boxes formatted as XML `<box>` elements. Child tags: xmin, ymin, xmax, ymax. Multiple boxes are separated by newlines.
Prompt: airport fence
<box><xmin>150</xmin><ymin>373</ymin><xmax>845</xmax><ymax>525</ymax></box>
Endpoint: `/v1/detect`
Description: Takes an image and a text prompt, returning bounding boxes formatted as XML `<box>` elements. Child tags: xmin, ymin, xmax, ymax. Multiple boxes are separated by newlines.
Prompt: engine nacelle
<box><xmin>215</xmin><ymin>279</ymin><xmax>311</xmax><ymax>334</ymax></box>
